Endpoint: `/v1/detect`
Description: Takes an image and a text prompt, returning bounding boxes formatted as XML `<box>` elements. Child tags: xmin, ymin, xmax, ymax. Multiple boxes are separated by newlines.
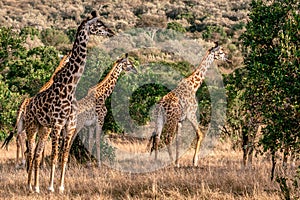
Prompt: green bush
<box><xmin>167</xmin><ymin>22</ymin><xmax>186</xmax><ymax>33</ymax></box>
<box><xmin>129</xmin><ymin>83</ymin><xmax>170</xmax><ymax>125</ymax></box>
<box><xmin>202</xmin><ymin>25</ymin><xmax>227</xmax><ymax>42</ymax></box>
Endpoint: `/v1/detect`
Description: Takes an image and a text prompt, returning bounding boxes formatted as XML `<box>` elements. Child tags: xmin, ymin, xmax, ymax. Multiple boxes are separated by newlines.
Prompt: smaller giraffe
<box><xmin>148</xmin><ymin>43</ymin><xmax>230</xmax><ymax>166</ymax></box>
<box><xmin>71</xmin><ymin>53</ymin><xmax>137</xmax><ymax>167</ymax></box>
<box><xmin>1</xmin><ymin>53</ymin><xmax>71</xmax><ymax>168</ymax></box>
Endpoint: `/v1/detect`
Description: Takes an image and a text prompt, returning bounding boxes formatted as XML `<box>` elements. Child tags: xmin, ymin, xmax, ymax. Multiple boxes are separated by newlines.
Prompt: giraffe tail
<box><xmin>146</xmin><ymin>132</ymin><xmax>157</xmax><ymax>154</ymax></box>
<box><xmin>1</xmin><ymin>130</ymin><xmax>14</xmax><ymax>150</ymax></box>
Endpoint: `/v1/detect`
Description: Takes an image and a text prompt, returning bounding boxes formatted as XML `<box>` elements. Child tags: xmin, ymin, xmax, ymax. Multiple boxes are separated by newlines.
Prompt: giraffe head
<box><xmin>86</xmin><ymin>11</ymin><xmax>115</xmax><ymax>37</ymax></box>
<box><xmin>116</xmin><ymin>53</ymin><xmax>138</xmax><ymax>74</ymax></box>
<box><xmin>209</xmin><ymin>42</ymin><xmax>232</xmax><ymax>63</ymax></box>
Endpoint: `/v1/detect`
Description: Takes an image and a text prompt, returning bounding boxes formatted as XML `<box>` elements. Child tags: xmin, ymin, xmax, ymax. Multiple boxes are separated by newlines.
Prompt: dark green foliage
<box><xmin>202</xmin><ymin>25</ymin><xmax>227</xmax><ymax>42</ymax></box>
<box><xmin>19</xmin><ymin>27</ymin><xmax>41</xmax><ymax>40</ymax></box>
<box><xmin>196</xmin><ymin>83</ymin><xmax>211</xmax><ymax>128</ymax></box>
<box><xmin>0</xmin><ymin>27</ymin><xmax>27</xmax><ymax>71</ymax></box>
<box><xmin>76</xmin><ymin>47</ymin><xmax>113</xmax><ymax>100</ymax></box>
<box><xmin>236</xmin><ymin>0</ymin><xmax>300</xmax><ymax>197</ymax></box>
<box><xmin>103</xmin><ymin>95</ymin><xmax>124</xmax><ymax>134</ymax></box>
<box><xmin>65</xmin><ymin>28</ymin><xmax>77</xmax><ymax>44</ymax></box>
<box><xmin>0</xmin><ymin>74</ymin><xmax>22</xmax><ymax>128</ymax></box>
<box><xmin>166</xmin><ymin>7</ymin><xmax>195</xmax><ymax>23</ymax></box>
<box><xmin>0</xmin><ymin>27</ymin><xmax>61</xmax><ymax>130</ymax></box>
<box><xmin>167</xmin><ymin>22</ymin><xmax>186</xmax><ymax>33</ymax></box>
<box><xmin>241</xmin><ymin>0</ymin><xmax>300</xmax><ymax>157</ymax></box>
<box><xmin>129</xmin><ymin>83</ymin><xmax>170</xmax><ymax>125</ymax></box>
<box><xmin>6</xmin><ymin>46</ymin><xmax>60</xmax><ymax>96</ymax></box>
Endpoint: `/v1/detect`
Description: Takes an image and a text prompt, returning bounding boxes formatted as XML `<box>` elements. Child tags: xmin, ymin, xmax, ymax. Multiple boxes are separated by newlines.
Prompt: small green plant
<box><xmin>167</xmin><ymin>22</ymin><xmax>186</xmax><ymax>33</ymax></box>
<box><xmin>202</xmin><ymin>25</ymin><xmax>227</xmax><ymax>41</ymax></box>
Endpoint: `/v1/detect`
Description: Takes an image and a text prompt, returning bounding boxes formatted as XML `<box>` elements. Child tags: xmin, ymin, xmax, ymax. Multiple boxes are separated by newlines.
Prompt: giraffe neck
<box><xmin>54</xmin><ymin>22</ymin><xmax>90</xmax><ymax>89</ymax></box>
<box><xmin>91</xmin><ymin>61</ymin><xmax>124</xmax><ymax>99</ymax></box>
<box><xmin>185</xmin><ymin>51</ymin><xmax>215</xmax><ymax>93</ymax></box>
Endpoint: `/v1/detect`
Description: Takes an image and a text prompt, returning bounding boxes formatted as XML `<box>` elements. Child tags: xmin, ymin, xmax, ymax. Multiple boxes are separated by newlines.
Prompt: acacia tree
<box><xmin>240</xmin><ymin>0</ymin><xmax>299</xmax><ymax>197</ymax></box>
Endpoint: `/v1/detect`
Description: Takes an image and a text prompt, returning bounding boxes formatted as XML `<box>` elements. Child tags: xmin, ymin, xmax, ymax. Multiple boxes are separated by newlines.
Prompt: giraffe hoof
<box><xmin>27</xmin><ymin>185</ymin><xmax>33</xmax><ymax>193</ymax></box>
<box><xmin>58</xmin><ymin>186</ymin><xmax>64</xmax><ymax>194</ymax></box>
<box><xmin>34</xmin><ymin>186</ymin><xmax>40</xmax><ymax>193</ymax></box>
<box><xmin>48</xmin><ymin>186</ymin><xmax>55</xmax><ymax>193</ymax></box>
<box><xmin>97</xmin><ymin>162</ymin><xmax>101</xmax><ymax>168</ymax></box>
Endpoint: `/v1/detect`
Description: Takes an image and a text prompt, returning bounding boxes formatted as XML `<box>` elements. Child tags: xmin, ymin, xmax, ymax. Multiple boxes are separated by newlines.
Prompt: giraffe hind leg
<box><xmin>175</xmin><ymin>122</ymin><xmax>182</xmax><ymax>167</ymax></box>
<box><xmin>48</xmin><ymin>126</ymin><xmax>63</xmax><ymax>193</ymax></box>
<box><xmin>19</xmin><ymin>131</ymin><xmax>26</xmax><ymax>168</ymax></box>
<box><xmin>25</xmin><ymin>124</ymin><xmax>38</xmax><ymax>192</ymax></box>
<box><xmin>59</xmin><ymin>119</ymin><xmax>77</xmax><ymax>194</ymax></box>
<box><xmin>95</xmin><ymin>123</ymin><xmax>103</xmax><ymax>168</ymax></box>
<box><xmin>33</xmin><ymin>127</ymin><xmax>50</xmax><ymax>193</ymax></box>
<box><xmin>153</xmin><ymin>110</ymin><xmax>164</xmax><ymax>161</ymax></box>
<box><xmin>16</xmin><ymin>135</ymin><xmax>21</xmax><ymax>168</ymax></box>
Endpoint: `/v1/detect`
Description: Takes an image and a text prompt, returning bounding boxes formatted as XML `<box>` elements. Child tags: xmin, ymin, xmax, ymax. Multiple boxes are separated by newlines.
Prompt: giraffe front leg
<box><xmin>166</xmin><ymin>137</ymin><xmax>174</xmax><ymax>164</ymax></box>
<box><xmin>26</xmin><ymin>127</ymin><xmax>37</xmax><ymax>193</ymax></box>
<box><xmin>96</xmin><ymin>110</ymin><xmax>106</xmax><ymax>168</ymax></box>
<box><xmin>33</xmin><ymin>127</ymin><xmax>50</xmax><ymax>193</ymax></box>
<box><xmin>188</xmin><ymin>115</ymin><xmax>205</xmax><ymax>167</ymax></box>
<box><xmin>95</xmin><ymin>123</ymin><xmax>103</xmax><ymax>168</ymax></box>
<box><xmin>48</xmin><ymin>127</ymin><xmax>62</xmax><ymax>193</ymax></box>
<box><xmin>175</xmin><ymin>122</ymin><xmax>182</xmax><ymax>167</ymax></box>
<box><xmin>40</xmin><ymin>128</ymin><xmax>50</xmax><ymax>169</ymax></box>
<box><xmin>154</xmin><ymin>135</ymin><xmax>160</xmax><ymax>161</ymax></box>
<box><xmin>194</xmin><ymin>125</ymin><xmax>205</xmax><ymax>166</ymax></box>
<box><xmin>59</xmin><ymin>122</ymin><xmax>76</xmax><ymax>194</ymax></box>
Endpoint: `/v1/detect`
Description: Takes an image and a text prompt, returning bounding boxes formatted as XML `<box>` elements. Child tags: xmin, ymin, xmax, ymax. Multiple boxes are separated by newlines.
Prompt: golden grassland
<box><xmin>0</xmin><ymin>138</ymin><xmax>290</xmax><ymax>200</ymax></box>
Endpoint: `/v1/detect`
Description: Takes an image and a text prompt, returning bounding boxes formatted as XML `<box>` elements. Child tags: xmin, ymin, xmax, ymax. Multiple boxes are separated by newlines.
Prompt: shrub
<box><xmin>136</xmin><ymin>14</ymin><xmax>167</xmax><ymax>29</ymax></box>
<box><xmin>167</xmin><ymin>22</ymin><xmax>186</xmax><ymax>33</ymax></box>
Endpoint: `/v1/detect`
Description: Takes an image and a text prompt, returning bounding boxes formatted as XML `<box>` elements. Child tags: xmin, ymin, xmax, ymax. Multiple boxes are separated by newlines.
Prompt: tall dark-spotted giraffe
<box><xmin>24</xmin><ymin>11</ymin><xmax>114</xmax><ymax>193</ymax></box>
<box><xmin>1</xmin><ymin>53</ymin><xmax>71</xmax><ymax>168</ymax></box>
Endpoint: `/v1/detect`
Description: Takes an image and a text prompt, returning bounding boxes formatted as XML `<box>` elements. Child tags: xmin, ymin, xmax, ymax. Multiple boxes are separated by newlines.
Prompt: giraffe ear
<box><xmin>210</xmin><ymin>42</ymin><xmax>220</xmax><ymax>52</ymax></box>
<box><xmin>91</xmin><ymin>11</ymin><xmax>98</xmax><ymax>18</ymax></box>
<box><xmin>214</xmin><ymin>41</ymin><xmax>219</xmax><ymax>48</ymax></box>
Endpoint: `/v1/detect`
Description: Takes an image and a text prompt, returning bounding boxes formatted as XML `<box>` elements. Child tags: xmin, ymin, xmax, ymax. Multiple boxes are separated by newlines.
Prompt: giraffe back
<box><xmin>38</xmin><ymin>53</ymin><xmax>71</xmax><ymax>93</ymax></box>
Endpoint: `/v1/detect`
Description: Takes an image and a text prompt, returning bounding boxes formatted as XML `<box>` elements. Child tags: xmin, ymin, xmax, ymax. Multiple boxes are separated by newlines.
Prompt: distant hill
<box><xmin>0</xmin><ymin>0</ymin><xmax>251</xmax><ymax>69</ymax></box>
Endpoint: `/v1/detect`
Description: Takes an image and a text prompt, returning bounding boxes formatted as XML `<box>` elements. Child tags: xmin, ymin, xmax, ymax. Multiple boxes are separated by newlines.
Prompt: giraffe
<box><xmin>71</xmin><ymin>53</ymin><xmax>137</xmax><ymax>167</ymax></box>
<box><xmin>24</xmin><ymin>11</ymin><xmax>114</xmax><ymax>193</ymax></box>
<box><xmin>148</xmin><ymin>43</ymin><xmax>230</xmax><ymax>167</ymax></box>
<box><xmin>1</xmin><ymin>53</ymin><xmax>71</xmax><ymax>168</ymax></box>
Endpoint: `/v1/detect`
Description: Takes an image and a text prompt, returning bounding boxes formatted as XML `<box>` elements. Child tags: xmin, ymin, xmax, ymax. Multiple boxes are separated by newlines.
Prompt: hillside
<box><xmin>0</xmin><ymin>0</ymin><xmax>251</xmax><ymax>69</ymax></box>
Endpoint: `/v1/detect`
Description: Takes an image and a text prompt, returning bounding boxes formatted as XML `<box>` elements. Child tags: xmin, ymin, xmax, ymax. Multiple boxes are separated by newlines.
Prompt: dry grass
<box><xmin>0</xmin><ymin>138</ymin><xmax>284</xmax><ymax>200</ymax></box>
